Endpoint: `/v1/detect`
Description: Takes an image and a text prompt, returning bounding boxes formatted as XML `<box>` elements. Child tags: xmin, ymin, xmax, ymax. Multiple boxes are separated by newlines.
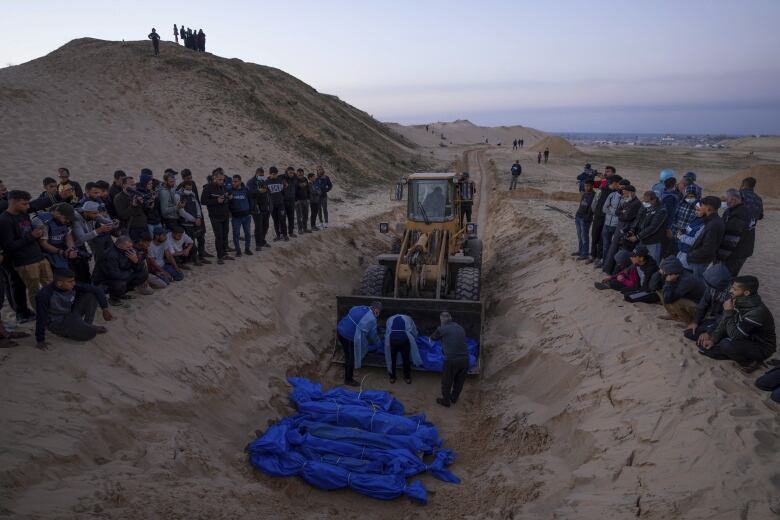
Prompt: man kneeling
<box><xmin>35</xmin><ymin>268</ymin><xmax>113</xmax><ymax>349</ymax></box>
<box><xmin>92</xmin><ymin>235</ymin><xmax>149</xmax><ymax>306</ymax></box>
<box><xmin>653</xmin><ymin>257</ymin><xmax>704</xmax><ymax>322</ymax></box>
<box><xmin>698</xmin><ymin>275</ymin><xmax>776</xmax><ymax>373</ymax></box>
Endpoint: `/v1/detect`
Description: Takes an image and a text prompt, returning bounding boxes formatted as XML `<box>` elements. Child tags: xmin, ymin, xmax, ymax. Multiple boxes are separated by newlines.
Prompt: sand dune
<box><xmin>529</xmin><ymin>135</ymin><xmax>583</xmax><ymax>157</ymax></box>
<box><xmin>709</xmin><ymin>164</ymin><xmax>780</xmax><ymax>197</ymax></box>
<box><xmin>0</xmin><ymin>38</ymin><xmax>424</xmax><ymax>193</ymax></box>
<box><xmin>386</xmin><ymin>119</ymin><xmax>546</xmax><ymax>148</ymax></box>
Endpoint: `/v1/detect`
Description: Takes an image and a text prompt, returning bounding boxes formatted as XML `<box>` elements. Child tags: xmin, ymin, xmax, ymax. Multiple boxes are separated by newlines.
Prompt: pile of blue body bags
<box><xmin>247</xmin><ymin>377</ymin><xmax>460</xmax><ymax>504</ymax></box>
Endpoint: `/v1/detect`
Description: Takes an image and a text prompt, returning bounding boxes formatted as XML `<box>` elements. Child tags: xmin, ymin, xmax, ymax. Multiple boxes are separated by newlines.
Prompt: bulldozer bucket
<box><xmin>332</xmin><ymin>295</ymin><xmax>484</xmax><ymax>375</ymax></box>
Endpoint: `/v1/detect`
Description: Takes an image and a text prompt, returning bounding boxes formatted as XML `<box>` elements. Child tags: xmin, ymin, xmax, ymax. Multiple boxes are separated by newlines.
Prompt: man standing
<box><xmin>457</xmin><ymin>172</ymin><xmax>476</xmax><ymax>226</ymax></box>
<box><xmin>509</xmin><ymin>160</ymin><xmax>522</xmax><ymax>190</ymax></box>
<box><xmin>384</xmin><ymin>313</ymin><xmax>421</xmax><ymax>384</ymax></box>
<box><xmin>266</xmin><ymin>167</ymin><xmax>288</xmax><ymax>242</ymax></box>
<box><xmin>148</xmin><ymin>28</ymin><xmax>161</xmax><ymax>56</ymax></box>
<box><xmin>315</xmin><ymin>166</ymin><xmax>333</xmax><ymax>228</ymax></box>
<box><xmin>336</xmin><ymin>301</ymin><xmax>382</xmax><ymax>387</ymax></box>
<box><xmin>294</xmin><ymin>169</ymin><xmax>311</xmax><ymax>234</ymax></box>
<box><xmin>698</xmin><ymin>276</ymin><xmax>776</xmax><ymax>373</ymax></box>
<box><xmin>719</xmin><ymin>189</ymin><xmax>754</xmax><ymax>276</ymax></box>
<box><xmin>307</xmin><ymin>173</ymin><xmax>321</xmax><ymax>232</ymax></box>
<box><xmin>176</xmin><ymin>180</ymin><xmax>209</xmax><ymax>265</ymax></box>
<box><xmin>282</xmin><ymin>167</ymin><xmax>298</xmax><ymax>238</ymax></box>
<box><xmin>158</xmin><ymin>172</ymin><xmax>181</xmax><ymax>230</ymax></box>
<box><xmin>603</xmin><ymin>185</ymin><xmax>642</xmax><ymax>274</ymax></box>
<box><xmin>173</xmin><ymin>24</ymin><xmax>179</xmax><ymax>44</ymax></box>
<box><xmin>107</xmin><ymin>170</ymin><xmax>126</xmax><ymax>218</ymax></box>
<box><xmin>113</xmin><ymin>176</ymin><xmax>147</xmax><ymax>241</ymax></box>
<box><xmin>0</xmin><ymin>191</ymin><xmax>53</xmax><ymax>309</ymax></box>
<box><xmin>624</xmin><ymin>191</ymin><xmax>668</xmax><ymax>264</ymax></box>
<box><xmin>247</xmin><ymin>168</ymin><xmax>271</xmax><ymax>249</ymax></box>
<box><xmin>432</xmin><ymin>312</ymin><xmax>469</xmax><ymax>407</ymax></box>
<box><xmin>229</xmin><ymin>174</ymin><xmax>252</xmax><ymax>256</ymax></box>
<box><xmin>740</xmin><ymin>177</ymin><xmax>764</xmax><ymax>230</ymax></box>
<box><xmin>512</xmin><ymin>139</ymin><xmax>518</xmax><ymax>150</ymax></box>
<box><xmin>596</xmin><ymin>175</ymin><xmax>624</xmax><ymax>269</ymax></box>
<box><xmin>590</xmin><ymin>171</ymin><xmax>622</xmax><ymax>266</ymax></box>
<box><xmin>543</xmin><ymin>147</ymin><xmax>550</xmax><ymax>163</ymax></box>
<box><xmin>179</xmin><ymin>25</ymin><xmax>186</xmax><ymax>45</ymax></box>
<box><xmin>574</xmin><ymin>180</ymin><xmax>595</xmax><ymax>260</ymax></box>
<box><xmin>35</xmin><ymin>269</ymin><xmax>112</xmax><ymax>349</ymax></box>
<box><xmin>197</xmin><ymin>29</ymin><xmax>206</xmax><ymax>52</ymax></box>
<box><xmin>57</xmin><ymin>168</ymin><xmax>83</xmax><ymax>203</ymax></box>
<box><xmin>201</xmin><ymin>169</ymin><xmax>233</xmax><ymax>264</ymax></box>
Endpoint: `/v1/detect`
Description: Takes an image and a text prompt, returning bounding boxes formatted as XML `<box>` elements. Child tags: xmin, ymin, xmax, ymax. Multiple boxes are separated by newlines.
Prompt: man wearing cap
<box><xmin>431</xmin><ymin>311</ymin><xmax>469</xmax><ymax>407</ymax></box>
<box><xmin>72</xmin><ymin>199</ymin><xmax>115</xmax><ymax>265</ymax></box>
<box><xmin>336</xmin><ymin>301</ymin><xmax>382</xmax><ymax>387</ymax></box>
<box><xmin>458</xmin><ymin>172</ymin><xmax>476</xmax><ymax>225</ymax></box>
<box><xmin>651</xmin><ymin>256</ymin><xmax>705</xmax><ymax>322</ymax></box>
<box><xmin>687</xmin><ymin>196</ymin><xmax>725</xmax><ymax>281</ymax></box>
<box><xmin>596</xmin><ymin>245</ymin><xmax>658</xmax><ymax>295</ymax></box>
<box><xmin>698</xmin><ymin>276</ymin><xmax>776</xmax><ymax>373</ymax></box>
<box><xmin>683</xmin><ymin>172</ymin><xmax>703</xmax><ymax>200</ymax></box>
<box><xmin>652</xmin><ymin>169</ymin><xmax>675</xmax><ymax>199</ymax></box>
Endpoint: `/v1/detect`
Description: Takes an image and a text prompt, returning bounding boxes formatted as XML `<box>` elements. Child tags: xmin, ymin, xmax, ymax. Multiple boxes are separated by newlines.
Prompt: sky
<box><xmin>2</xmin><ymin>0</ymin><xmax>779</xmax><ymax>134</ymax></box>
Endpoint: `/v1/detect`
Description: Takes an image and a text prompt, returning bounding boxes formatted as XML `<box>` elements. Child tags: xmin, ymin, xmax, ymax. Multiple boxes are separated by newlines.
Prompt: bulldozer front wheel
<box><xmin>455</xmin><ymin>266</ymin><xmax>480</xmax><ymax>301</ymax></box>
<box><xmin>360</xmin><ymin>265</ymin><xmax>393</xmax><ymax>297</ymax></box>
<box><xmin>465</xmin><ymin>238</ymin><xmax>483</xmax><ymax>269</ymax></box>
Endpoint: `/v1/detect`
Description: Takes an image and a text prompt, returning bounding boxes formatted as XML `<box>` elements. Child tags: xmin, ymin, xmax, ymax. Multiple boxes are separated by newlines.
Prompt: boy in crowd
<box><xmin>229</xmin><ymin>174</ymin><xmax>252</xmax><ymax>256</ymax></box>
<box><xmin>167</xmin><ymin>226</ymin><xmax>195</xmax><ymax>267</ymax></box>
<box><xmin>149</xmin><ymin>227</ymin><xmax>184</xmax><ymax>281</ymax></box>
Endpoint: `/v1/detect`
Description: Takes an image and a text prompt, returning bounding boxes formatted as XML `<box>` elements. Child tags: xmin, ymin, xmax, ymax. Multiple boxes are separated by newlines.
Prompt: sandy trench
<box><xmin>1</xmin><ymin>150</ymin><xmax>780</xmax><ymax>519</ymax></box>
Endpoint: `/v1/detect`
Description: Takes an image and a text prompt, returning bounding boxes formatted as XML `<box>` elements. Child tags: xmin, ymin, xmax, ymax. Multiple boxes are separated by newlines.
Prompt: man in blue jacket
<box><xmin>229</xmin><ymin>175</ymin><xmax>252</xmax><ymax>256</ymax></box>
<box><xmin>337</xmin><ymin>301</ymin><xmax>382</xmax><ymax>386</ymax></box>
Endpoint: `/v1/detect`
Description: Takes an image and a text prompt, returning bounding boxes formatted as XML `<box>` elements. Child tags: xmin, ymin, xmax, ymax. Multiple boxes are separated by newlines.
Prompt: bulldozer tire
<box><xmin>455</xmin><ymin>267</ymin><xmax>480</xmax><ymax>301</ymax></box>
<box><xmin>465</xmin><ymin>238</ymin><xmax>483</xmax><ymax>268</ymax></box>
<box><xmin>391</xmin><ymin>237</ymin><xmax>402</xmax><ymax>254</ymax></box>
<box><xmin>360</xmin><ymin>265</ymin><xmax>393</xmax><ymax>297</ymax></box>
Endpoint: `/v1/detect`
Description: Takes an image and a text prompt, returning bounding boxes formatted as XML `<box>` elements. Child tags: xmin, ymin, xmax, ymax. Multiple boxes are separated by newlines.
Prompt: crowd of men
<box><xmin>568</xmin><ymin>164</ymin><xmax>777</xmax><ymax>398</ymax></box>
<box><xmin>0</xmin><ymin>166</ymin><xmax>334</xmax><ymax>350</ymax></box>
<box><xmin>174</xmin><ymin>24</ymin><xmax>206</xmax><ymax>52</ymax></box>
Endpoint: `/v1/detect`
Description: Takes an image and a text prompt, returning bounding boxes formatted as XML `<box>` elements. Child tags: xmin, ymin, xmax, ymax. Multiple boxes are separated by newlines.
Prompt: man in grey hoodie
<box><xmin>431</xmin><ymin>312</ymin><xmax>469</xmax><ymax>407</ymax></box>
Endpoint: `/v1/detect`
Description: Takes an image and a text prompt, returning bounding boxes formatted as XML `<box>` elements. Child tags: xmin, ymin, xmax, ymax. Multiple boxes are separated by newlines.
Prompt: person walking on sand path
<box><xmin>148</xmin><ymin>28</ymin><xmax>161</xmax><ymax>56</ymax></box>
<box><xmin>543</xmin><ymin>147</ymin><xmax>550</xmax><ymax>163</ymax></box>
<box><xmin>509</xmin><ymin>160</ymin><xmax>522</xmax><ymax>190</ymax></box>
<box><xmin>537</xmin><ymin>151</ymin><xmax>542</xmax><ymax>164</ymax></box>
<box><xmin>520</xmin><ymin>139</ymin><xmax>524</xmax><ymax>148</ymax></box>
<box><xmin>173</xmin><ymin>24</ymin><xmax>179</xmax><ymax>44</ymax></box>
<box><xmin>512</xmin><ymin>139</ymin><xmax>518</xmax><ymax>150</ymax></box>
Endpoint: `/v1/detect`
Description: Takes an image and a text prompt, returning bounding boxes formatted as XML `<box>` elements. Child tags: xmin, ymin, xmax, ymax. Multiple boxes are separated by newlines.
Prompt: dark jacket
<box><xmin>309</xmin><ymin>180</ymin><xmax>322</xmax><ymax>205</ymax></box>
<box><xmin>688</xmin><ymin>213</ymin><xmax>725</xmax><ymax>265</ymax></box>
<box><xmin>0</xmin><ymin>211</ymin><xmax>45</xmax><ymax>267</ymax></box>
<box><xmin>661</xmin><ymin>270</ymin><xmax>705</xmax><ymax>304</ymax></box>
<box><xmin>295</xmin><ymin>177</ymin><xmax>310</xmax><ymax>201</ymax></box>
<box><xmin>229</xmin><ymin>185</ymin><xmax>251</xmax><ymax>217</ymax></box>
<box><xmin>316</xmin><ymin>175</ymin><xmax>333</xmax><ymax>194</ymax></box>
<box><xmin>35</xmin><ymin>282</ymin><xmax>108</xmax><ymax>342</ymax></box>
<box><xmin>266</xmin><ymin>177</ymin><xmax>286</xmax><ymax>207</ymax></box>
<box><xmin>693</xmin><ymin>264</ymin><xmax>732</xmax><ymax>326</ymax></box>
<box><xmin>430</xmin><ymin>322</ymin><xmax>469</xmax><ymax>360</ymax></box>
<box><xmin>712</xmin><ymin>293</ymin><xmax>776</xmax><ymax>355</ymax></box>
<box><xmin>633</xmin><ymin>202</ymin><xmax>668</xmax><ymax>245</ymax></box>
<box><xmin>246</xmin><ymin>176</ymin><xmax>269</xmax><ymax>214</ymax></box>
<box><xmin>92</xmin><ymin>244</ymin><xmax>146</xmax><ymax>285</ymax></box>
<box><xmin>200</xmin><ymin>182</ymin><xmax>231</xmax><ymax>220</ymax></box>
<box><xmin>617</xmin><ymin>197</ymin><xmax>642</xmax><ymax>227</ymax></box>
<box><xmin>719</xmin><ymin>203</ymin><xmax>754</xmax><ymax>267</ymax></box>
<box><xmin>113</xmin><ymin>190</ymin><xmax>147</xmax><ymax>229</ymax></box>
<box><xmin>636</xmin><ymin>256</ymin><xmax>659</xmax><ymax>292</ymax></box>
<box><xmin>576</xmin><ymin>191</ymin><xmax>595</xmax><ymax>220</ymax></box>
<box><xmin>593</xmin><ymin>187</ymin><xmax>613</xmax><ymax>218</ymax></box>
<box><xmin>282</xmin><ymin>174</ymin><xmax>298</xmax><ymax>202</ymax></box>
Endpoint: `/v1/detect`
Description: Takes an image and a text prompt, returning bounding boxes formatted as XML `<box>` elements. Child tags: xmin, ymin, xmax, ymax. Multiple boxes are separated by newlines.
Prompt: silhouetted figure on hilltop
<box><xmin>186</xmin><ymin>28</ymin><xmax>194</xmax><ymax>49</ymax></box>
<box><xmin>197</xmin><ymin>29</ymin><xmax>205</xmax><ymax>52</ymax></box>
<box><xmin>148</xmin><ymin>28</ymin><xmax>160</xmax><ymax>56</ymax></box>
<box><xmin>179</xmin><ymin>25</ymin><xmax>186</xmax><ymax>44</ymax></box>
<box><xmin>173</xmin><ymin>24</ymin><xmax>179</xmax><ymax>44</ymax></box>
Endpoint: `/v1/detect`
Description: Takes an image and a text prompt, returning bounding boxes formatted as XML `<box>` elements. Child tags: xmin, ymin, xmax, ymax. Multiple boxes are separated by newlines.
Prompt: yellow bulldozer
<box><xmin>335</xmin><ymin>172</ymin><xmax>484</xmax><ymax>373</ymax></box>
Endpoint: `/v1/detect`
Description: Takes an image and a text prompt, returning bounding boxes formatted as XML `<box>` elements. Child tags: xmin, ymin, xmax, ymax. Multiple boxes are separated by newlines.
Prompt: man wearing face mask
<box><xmin>623</xmin><ymin>191</ymin><xmax>668</xmax><ymax>265</ymax></box>
<box><xmin>685</xmin><ymin>196</ymin><xmax>724</xmax><ymax>281</ymax></box>
<box><xmin>603</xmin><ymin>184</ymin><xmax>642</xmax><ymax>274</ymax></box>
<box><xmin>671</xmin><ymin>185</ymin><xmax>699</xmax><ymax>239</ymax></box>
<box><xmin>698</xmin><ymin>276</ymin><xmax>775</xmax><ymax>373</ymax></box>
<box><xmin>718</xmin><ymin>189</ymin><xmax>753</xmax><ymax>276</ymax></box>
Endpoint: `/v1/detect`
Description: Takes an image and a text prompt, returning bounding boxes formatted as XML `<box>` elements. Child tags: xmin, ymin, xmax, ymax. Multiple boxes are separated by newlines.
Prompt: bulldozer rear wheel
<box><xmin>455</xmin><ymin>266</ymin><xmax>480</xmax><ymax>301</ymax></box>
<box><xmin>360</xmin><ymin>265</ymin><xmax>393</xmax><ymax>297</ymax></box>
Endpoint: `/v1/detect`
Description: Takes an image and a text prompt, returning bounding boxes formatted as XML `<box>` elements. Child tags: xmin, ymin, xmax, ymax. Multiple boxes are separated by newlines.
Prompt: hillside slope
<box><xmin>386</xmin><ymin>119</ymin><xmax>546</xmax><ymax>148</ymax></box>
<box><xmin>0</xmin><ymin>38</ymin><xmax>424</xmax><ymax>191</ymax></box>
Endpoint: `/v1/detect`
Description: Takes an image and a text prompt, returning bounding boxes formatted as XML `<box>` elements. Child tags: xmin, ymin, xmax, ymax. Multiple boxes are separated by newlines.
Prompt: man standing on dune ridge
<box><xmin>148</xmin><ymin>28</ymin><xmax>161</xmax><ymax>56</ymax></box>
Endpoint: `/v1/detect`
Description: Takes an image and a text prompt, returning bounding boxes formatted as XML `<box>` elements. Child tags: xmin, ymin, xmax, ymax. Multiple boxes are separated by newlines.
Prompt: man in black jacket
<box><xmin>57</xmin><ymin>168</ymin><xmax>83</xmax><ymax>203</ymax></box>
<box><xmin>35</xmin><ymin>269</ymin><xmax>112</xmax><ymax>349</ymax></box>
<box><xmin>294</xmin><ymin>168</ymin><xmax>311</xmax><ymax>234</ymax></box>
<box><xmin>266</xmin><ymin>167</ymin><xmax>288</xmax><ymax>242</ymax></box>
<box><xmin>315</xmin><ymin>166</ymin><xmax>334</xmax><ymax>228</ymax></box>
<box><xmin>587</xmin><ymin>169</ymin><xmax>620</xmax><ymax>264</ymax></box>
<box><xmin>604</xmin><ymin>185</ymin><xmax>642</xmax><ymax>274</ymax></box>
<box><xmin>282</xmin><ymin>167</ymin><xmax>298</xmax><ymax>238</ymax></box>
<box><xmin>624</xmin><ymin>191</ymin><xmax>668</xmax><ymax>264</ymax></box>
<box><xmin>573</xmin><ymin>179</ymin><xmax>595</xmax><ymax>260</ymax></box>
<box><xmin>687</xmin><ymin>196</ymin><xmax>725</xmax><ymax>281</ymax></box>
<box><xmin>0</xmin><ymin>190</ymin><xmax>54</xmax><ymax>309</ymax></box>
<box><xmin>201</xmin><ymin>169</ymin><xmax>233</xmax><ymax>264</ymax></box>
<box><xmin>92</xmin><ymin>235</ymin><xmax>149</xmax><ymax>305</ymax></box>
<box><xmin>719</xmin><ymin>189</ymin><xmax>753</xmax><ymax>276</ymax></box>
<box><xmin>247</xmin><ymin>168</ymin><xmax>271</xmax><ymax>250</ymax></box>
<box><xmin>650</xmin><ymin>256</ymin><xmax>705</xmax><ymax>322</ymax></box>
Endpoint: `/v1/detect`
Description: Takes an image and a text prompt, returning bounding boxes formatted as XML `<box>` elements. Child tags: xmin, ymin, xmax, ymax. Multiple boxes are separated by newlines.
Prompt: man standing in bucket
<box><xmin>336</xmin><ymin>301</ymin><xmax>382</xmax><ymax>387</ymax></box>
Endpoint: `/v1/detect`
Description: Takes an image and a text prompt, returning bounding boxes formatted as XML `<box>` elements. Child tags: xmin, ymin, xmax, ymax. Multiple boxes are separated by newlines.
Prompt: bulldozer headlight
<box><xmin>467</xmin><ymin>223</ymin><xmax>477</xmax><ymax>235</ymax></box>
<box><xmin>379</xmin><ymin>222</ymin><xmax>389</xmax><ymax>233</ymax></box>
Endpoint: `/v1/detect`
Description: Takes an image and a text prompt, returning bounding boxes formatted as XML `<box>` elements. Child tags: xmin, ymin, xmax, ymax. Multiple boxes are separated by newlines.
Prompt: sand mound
<box><xmin>529</xmin><ymin>135</ymin><xmax>582</xmax><ymax>157</ymax></box>
<box><xmin>0</xmin><ymin>38</ymin><xmax>423</xmax><ymax>192</ymax></box>
<box><xmin>708</xmin><ymin>164</ymin><xmax>780</xmax><ymax>198</ymax></box>
<box><xmin>386</xmin><ymin>119</ymin><xmax>547</xmax><ymax>148</ymax></box>
<box><xmin>721</xmin><ymin>136</ymin><xmax>780</xmax><ymax>151</ymax></box>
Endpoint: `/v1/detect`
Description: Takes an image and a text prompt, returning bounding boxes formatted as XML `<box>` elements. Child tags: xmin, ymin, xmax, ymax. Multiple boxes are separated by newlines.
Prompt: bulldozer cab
<box><xmin>407</xmin><ymin>177</ymin><xmax>456</xmax><ymax>223</ymax></box>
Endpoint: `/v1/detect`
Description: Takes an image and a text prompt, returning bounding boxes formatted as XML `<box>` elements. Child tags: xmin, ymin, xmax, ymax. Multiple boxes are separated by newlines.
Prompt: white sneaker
<box><xmin>324</xmin><ymin>223</ymin><xmax>328</xmax><ymax>229</ymax></box>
